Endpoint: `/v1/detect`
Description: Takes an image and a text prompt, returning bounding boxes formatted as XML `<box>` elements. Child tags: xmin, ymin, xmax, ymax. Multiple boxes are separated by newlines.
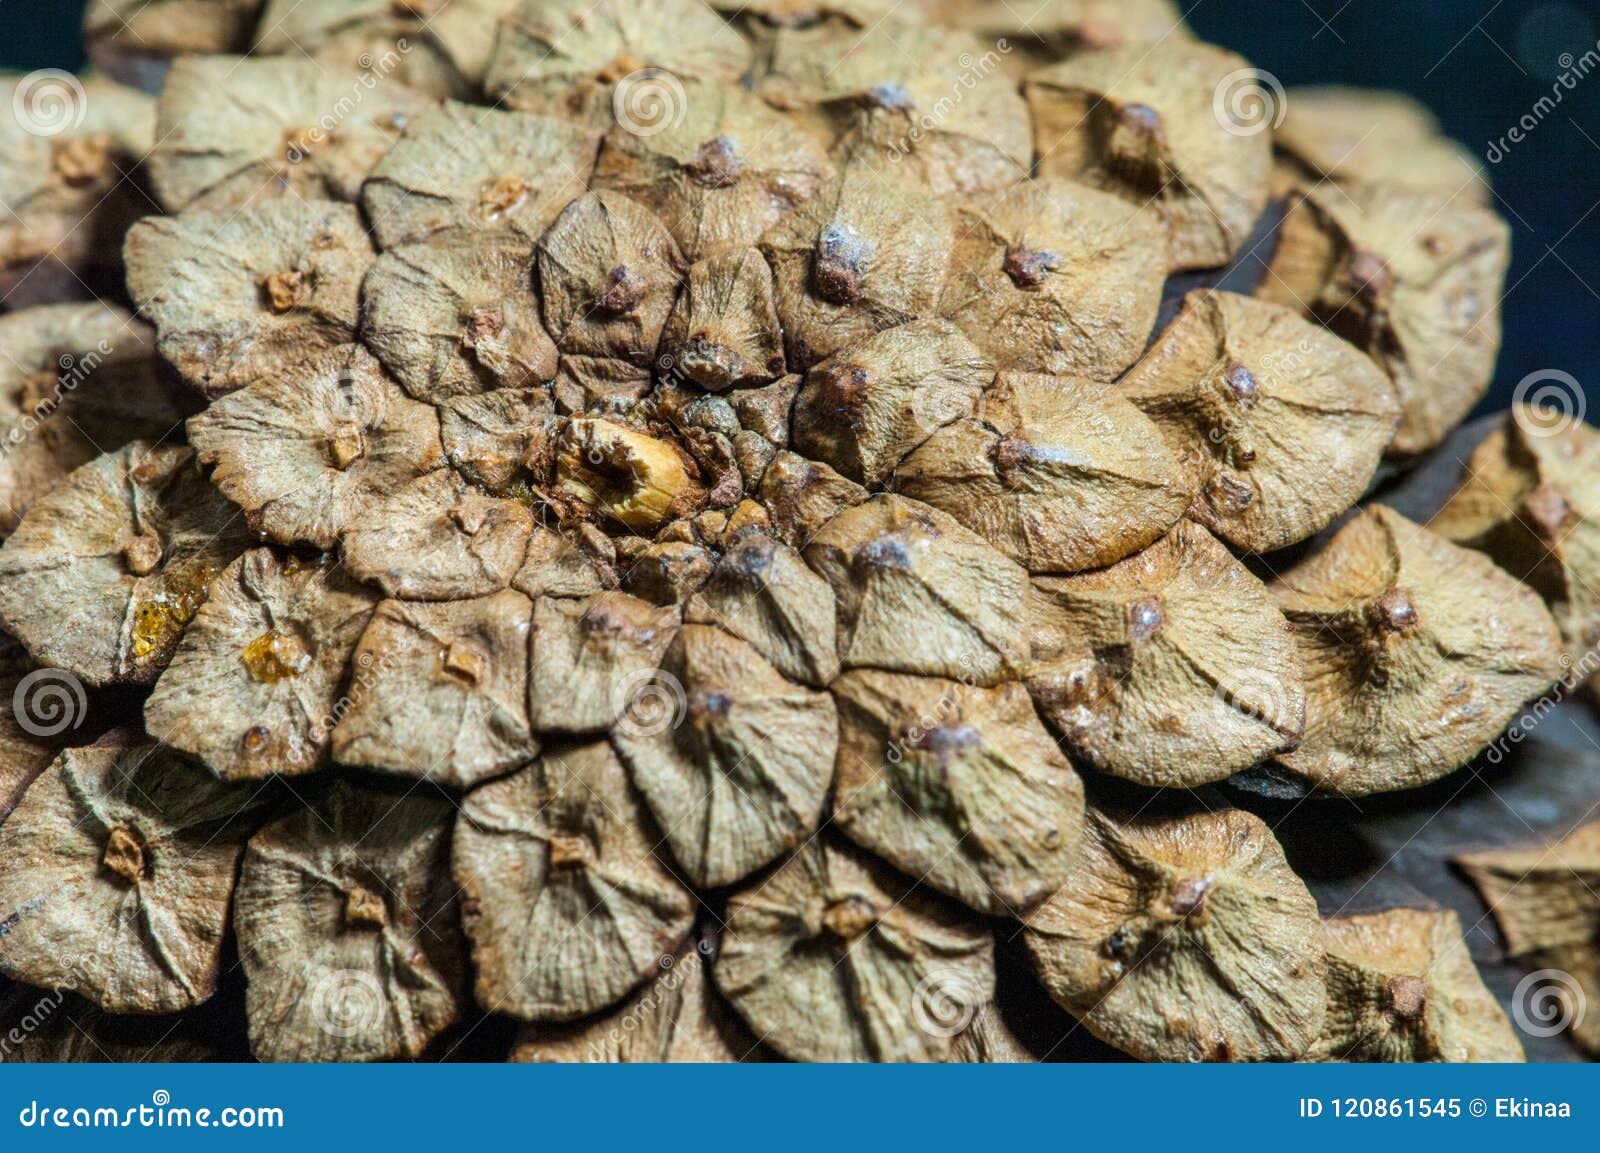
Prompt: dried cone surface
<box><xmin>1274</xmin><ymin>87</ymin><xmax>1490</xmax><ymax>206</ymax></box>
<box><xmin>1028</xmin><ymin>520</ymin><xmax>1304</xmax><ymax>786</ymax></box>
<box><xmin>615</xmin><ymin>623</ymin><xmax>835</xmax><ymax>887</ymax></box>
<box><xmin>804</xmin><ymin>495</ymin><xmax>1030</xmax><ymax>685</ymax></box>
<box><xmin>362</xmin><ymin>232</ymin><xmax>558</xmax><ymax>402</ymax></box>
<box><xmin>1434</xmin><ymin>409</ymin><xmax>1600</xmax><ymax>700</ymax></box>
<box><xmin>0</xmin><ymin>740</ymin><xmax>269</xmax><ymax>1013</ymax></box>
<box><xmin>236</xmin><ymin>782</ymin><xmax>463</xmax><ymax>1062</ymax></box>
<box><xmin>1026</xmin><ymin>40</ymin><xmax>1272</xmax><ymax>271</ymax></box>
<box><xmin>0</xmin><ymin>443</ymin><xmax>248</xmax><ymax>686</ymax></box>
<box><xmin>330</xmin><ymin>590</ymin><xmax>536</xmax><ymax>787</ymax></box>
<box><xmin>254</xmin><ymin>0</ymin><xmax>519</xmax><ymax>99</ymax></box>
<box><xmin>762</xmin><ymin>161</ymin><xmax>954</xmax><ymax>372</ymax></box>
<box><xmin>362</xmin><ymin>102</ymin><xmax>598</xmax><ymax>251</ymax></box>
<box><xmin>940</xmin><ymin>178</ymin><xmax>1165</xmax><ymax>378</ymax></box>
<box><xmin>86</xmin><ymin>0</ymin><xmax>263</xmax><ymax>60</ymax></box>
<box><xmin>148</xmin><ymin>56</ymin><xmax>430</xmax><ymax>212</ymax></box>
<box><xmin>0</xmin><ymin>73</ymin><xmax>153</xmax><ymax>303</ymax></box>
<box><xmin>831</xmin><ymin>671</ymin><xmax>1084</xmax><ymax>915</ymax></box>
<box><xmin>895</xmin><ymin>372</ymin><xmax>1190</xmax><ymax>574</ymax></box>
<box><xmin>187</xmin><ymin>344</ymin><xmax>443</xmax><ymax>550</ymax></box>
<box><xmin>791</xmin><ymin>320</ymin><xmax>989</xmax><ymax>488</ymax></box>
<box><xmin>1270</xmin><ymin>505</ymin><xmax>1564</xmax><ymax>795</ymax></box>
<box><xmin>527</xmin><ymin>592</ymin><xmax>681</xmax><ymax>734</ymax></box>
<box><xmin>0</xmin><ymin>0</ymin><xmax>1553</xmax><ymax>1064</ymax></box>
<box><xmin>946</xmin><ymin>1000</ymin><xmax>1036</xmax><ymax>1063</ymax></box>
<box><xmin>1455</xmin><ymin>821</ymin><xmax>1600</xmax><ymax>957</ymax></box>
<box><xmin>144</xmin><ymin>551</ymin><xmax>379</xmax><ymax>778</ymax></box>
<box><xmin>943</xmin><ymin>0</ymin><xmax>1187</xmax><ymax>58</ymax></box>
<box><xmin>759</xmin><ymin>22</ymin><xmax>1030</xmax><ymax>195</ymax></box>
<box><xmin>758</xmin><ymin>450</ymin><xmax>866</xmax><ymax>547</ymax></box>
<box><xmin>1260</xmin><ymin>182</ymin><xmax>1510</xmax><ymax>455</ymax></box>
<box><xmin>438</xmin><ymin>388</ymin><xmax>555</xmax><ymax>491</ymax></box>
<box><xmin>537</xmin><ymin>191</ymin><xmax>685</xmax><ymax>367</ymax></box>
<box><xmin>717</xmin><ymin>838</ymin><xmax>996</xmax><ymax>1062</ymax></box>
<box><xmin>0</xmin><ymin>635</ymin><xmax>66</xmax><ymax>824</ymax></box>
<box><xmin>592</xmin><ymin>78</ymin><xmax>832</xmax><ymax>263</ymax></box>
<box><xmin>510</xmin><ymin>940</ymin><xmax>761</xmax><ymax>1062</ymax></box>
<box><xmin>1024</xmin><ymin>807</ymin><xmax>1326</xmax><ymax>1062</ymax></box>
<box><xmin>486</xmin><ymin>0</ymin><xmax>752</xmax><ymax>125</ymax></box>
<box><xmin>1122</xmin><ymin>291</ymin><xmax>1401</xmax><ymax>553</ymax></box>
<box><xmin>0</xmin><ymin>304</ymin><xmax>188</xmax><ymax>539</ymax></box>
<box><xmin>1310</xmin><ymin>908</ymin><xmax>1523</xmax><ymax>1063</ymax></box>
<box><xmin>659</xmin><ymin>248</ymin><xmax>786</xmax><ymax>391</ymax></box>
<box><xmin>452</xmin><ymin>741</ymin><xmax>696</xmax><ymax>1021</ymax></box>
<box><xmin>683</xmin><ymin>530</ymin><xmax>838</xmax><ymax>685</ymax></box>
<box><xmin>125</xmin><ymin>200</ymin><xmax>375</xmax><ymax>398</ymax></box>
<box><xmin>340</xmin><ymin>470</ymin><xmax>532</xmax><ymax>600</ymax></box>
<box><xmin>1457</xmin><ymin>822</ymin><xmax>1600</xmax><ymax>1056</ymax></box>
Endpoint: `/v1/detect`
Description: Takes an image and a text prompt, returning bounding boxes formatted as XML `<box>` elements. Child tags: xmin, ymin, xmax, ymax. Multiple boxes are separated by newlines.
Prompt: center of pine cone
<box><xmin>557</xmin><ymin>419</ymin><xmax>699</xmax><ymax>531</ymax></box>
<box><xmin>686</xmin><ymin>136</ymin><xmax>746</xmax><ymax>188</ymax></box>
<box><xmin>101</xmin><ymin>824</ymin><xmax>149</xmax><ymax>885</ymax></box>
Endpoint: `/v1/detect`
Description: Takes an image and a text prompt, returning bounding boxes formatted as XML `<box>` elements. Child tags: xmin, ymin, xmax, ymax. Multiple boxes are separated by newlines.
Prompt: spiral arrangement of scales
<box><xmin>0</xmin><ymin>0</ymin><xmax>1594</xmax><ymax>1064</ymax></box>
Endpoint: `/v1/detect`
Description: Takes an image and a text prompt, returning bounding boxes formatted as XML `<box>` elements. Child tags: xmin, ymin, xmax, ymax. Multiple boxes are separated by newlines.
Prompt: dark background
<box><xmin>2</xmin><ymin>0</ymin><xmax>1596</xmax><ymax>413</ymax></box>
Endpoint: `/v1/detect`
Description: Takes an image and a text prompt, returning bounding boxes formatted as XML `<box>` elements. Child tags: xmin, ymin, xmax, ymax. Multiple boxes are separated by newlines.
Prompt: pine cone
<box><xmin>0</xmin><ymin>0</ymin><xmax>1584</xmax><ymax>1065</ymax></box>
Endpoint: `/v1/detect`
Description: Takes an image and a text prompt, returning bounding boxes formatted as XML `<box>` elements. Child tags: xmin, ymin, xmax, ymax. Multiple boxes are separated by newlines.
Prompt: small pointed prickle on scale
<box><xmin>0</xmin><ymin>0</ymin><xmax>1578</xmax><ymax>1066</ymax></box>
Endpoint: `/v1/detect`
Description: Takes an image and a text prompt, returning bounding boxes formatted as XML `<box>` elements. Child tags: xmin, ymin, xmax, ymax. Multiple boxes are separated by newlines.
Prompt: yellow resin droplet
<box><xmin>242</xmin><ymin>629</ymin><xmax>312</xmax><ymax>683</ymax></box>
<box><xmin>128</xmin><ymin>563</ymin><xmax>218</xmax><ymax>662</ymax></box>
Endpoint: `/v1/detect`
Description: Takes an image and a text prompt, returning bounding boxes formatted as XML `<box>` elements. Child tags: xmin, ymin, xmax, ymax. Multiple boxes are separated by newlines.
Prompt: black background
<box><xmin>2</xmin><ymin>0</ymin><xmax>1597</xmax><ymax>412</ymax></box>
